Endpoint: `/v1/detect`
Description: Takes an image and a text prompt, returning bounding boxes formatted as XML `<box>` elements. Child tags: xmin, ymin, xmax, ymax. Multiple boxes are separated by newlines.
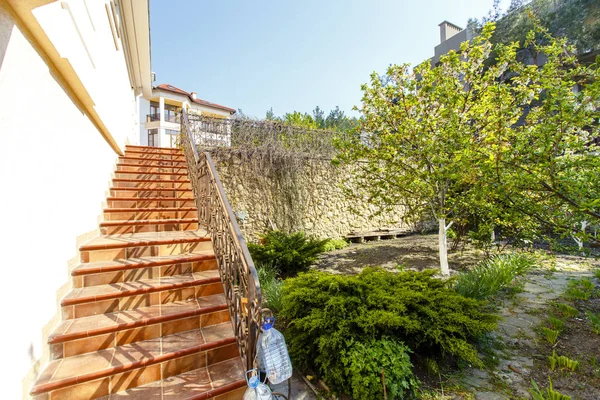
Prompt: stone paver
<box><xmin>458</xmin><ymin>258</ymin><xmax>597</xmax><ymax>397</ymax></box>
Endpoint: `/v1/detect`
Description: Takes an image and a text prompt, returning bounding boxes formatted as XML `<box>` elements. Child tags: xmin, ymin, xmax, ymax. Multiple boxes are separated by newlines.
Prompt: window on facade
<box><xmin>148</xmin><ymin>102</ymin><xmax>160</xmax><ymax>121</ymax></box>
<box><xmin>148</xmin><ymin>128</ymin><xmax>158</xmax><ymax>147</ymax></box>
<box><xmin>164</xmin><ymin>105</ymin><xmax>179</xmax><ymax>123</ymax></box>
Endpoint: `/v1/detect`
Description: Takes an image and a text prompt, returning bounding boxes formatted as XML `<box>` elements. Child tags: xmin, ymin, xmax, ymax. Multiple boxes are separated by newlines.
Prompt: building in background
<box><xmin>139</xmin><ymin>83</ymin><xmax>236</xmax><ymax>148</ymax></box>
<box><xmin>431</xmin><ymin>20</ymin><xmax>472</xmax><ymax>65</ymax></box>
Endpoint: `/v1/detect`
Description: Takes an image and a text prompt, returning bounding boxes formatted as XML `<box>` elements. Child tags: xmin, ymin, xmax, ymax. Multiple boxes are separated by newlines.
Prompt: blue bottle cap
<box><xmin>248</xmin><ymin>375</ymin><xmax>259</xmax><ymax>389</ymax></box>
<box><xmin>263</xmin><ymin>316</ymin><xmax>275</xmax><ymax>330</ymax></box>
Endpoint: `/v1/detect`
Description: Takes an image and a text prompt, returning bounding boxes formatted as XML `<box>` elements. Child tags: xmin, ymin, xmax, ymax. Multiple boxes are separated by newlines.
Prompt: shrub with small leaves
<box><xmin>280</xmin><ymin>268</ymin><xmax>498</xmax><ymax>396</ymax></box>
<box><xmin>322</xmin><ymin>238</ymin><xmax>349</xmax><ymax>252</ymax></box>
<box><xmin>248</xmin><ymin>231</ymin><xmax>329</xmax><ymax>277</ymax></box>
<box><xmin>343</xmin><ymin>338</ymin><xmax>419</xmax><ymax>400</ymax></box>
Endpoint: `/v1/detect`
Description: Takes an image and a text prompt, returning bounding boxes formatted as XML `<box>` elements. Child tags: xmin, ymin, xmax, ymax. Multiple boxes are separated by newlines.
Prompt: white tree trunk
<box><xmin>438</xmin><ymin>218</ymin><xmax>450</xmax><ymax>276</ymax></box>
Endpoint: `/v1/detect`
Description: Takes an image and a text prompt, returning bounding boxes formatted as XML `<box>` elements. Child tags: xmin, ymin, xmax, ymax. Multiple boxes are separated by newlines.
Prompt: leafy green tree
<box><xmin>312</xmin><ymin>106</ymin><xmax>325</xmax><ymax>128</ymax></box>
<box><xmin>337</xmin><ymin>24</ymin><xmax>523</xmax><ymax>274</ymax></box>
<box><xmin>487</xmin><ymin>24</ymin><xmax>600</xmax><ymax>246</ymax></box>
<box><xmin>282</xmin><ymin>111</ymin><xmax>318</xmax><ymax>129</ymax></box>
<box><xmin>265</xmin><ymin>107</ymin><xmax>276</xmax><ymax>121</ymax></box>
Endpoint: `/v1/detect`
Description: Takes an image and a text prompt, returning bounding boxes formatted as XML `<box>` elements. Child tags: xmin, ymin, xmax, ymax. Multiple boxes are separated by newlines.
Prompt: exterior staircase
<box><xmin>31</xmin><ymin>145</ymin><xmax>247</xmax><ymax>399</ymax></box>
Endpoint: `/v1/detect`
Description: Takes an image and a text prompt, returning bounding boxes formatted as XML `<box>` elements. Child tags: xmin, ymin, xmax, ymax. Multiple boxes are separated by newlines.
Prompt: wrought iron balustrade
<box><xmin>180</xmin><ymin>108</ymin><xmax>262</xmax><ymax>371</ymax></box>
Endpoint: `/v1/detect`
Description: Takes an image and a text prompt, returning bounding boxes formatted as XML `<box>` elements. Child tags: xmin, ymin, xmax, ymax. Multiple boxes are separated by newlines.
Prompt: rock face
<box><xmin>211</xmin><ymin>153</ymin><xmax>408</xmax><ymax>241</ymax></box>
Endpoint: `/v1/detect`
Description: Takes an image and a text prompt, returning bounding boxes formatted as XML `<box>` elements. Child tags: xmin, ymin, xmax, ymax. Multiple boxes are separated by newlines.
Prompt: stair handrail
<box><xmin>181</xmin><ymin>108</ymin><xmax>263</xmax><ymax>371</ymax></box>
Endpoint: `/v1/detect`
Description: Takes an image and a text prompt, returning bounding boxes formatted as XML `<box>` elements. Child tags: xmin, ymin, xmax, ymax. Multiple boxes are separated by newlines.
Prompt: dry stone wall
<box><xmin>211</xmin><ymin>153</ymin><xmax>409</xmax><ymax>242</ymax></box>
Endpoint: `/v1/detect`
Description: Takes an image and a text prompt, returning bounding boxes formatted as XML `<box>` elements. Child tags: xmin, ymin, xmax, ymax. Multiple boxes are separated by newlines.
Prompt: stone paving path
<box><xmin>459</xmin><ymin>257</ymin><xmax>597</xmax><ymax>399</ymax></box>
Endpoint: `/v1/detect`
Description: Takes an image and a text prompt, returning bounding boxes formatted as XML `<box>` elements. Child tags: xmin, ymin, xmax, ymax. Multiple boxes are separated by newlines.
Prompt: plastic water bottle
<box><xmin>242</xmin><ymin>369</ymin><xmax>272</xmax><ymax>400</ymax></box>
<box><xmin>256</xmin><ymin>317</ymin><xmax>293</xmax><ymax>385</ymax></box>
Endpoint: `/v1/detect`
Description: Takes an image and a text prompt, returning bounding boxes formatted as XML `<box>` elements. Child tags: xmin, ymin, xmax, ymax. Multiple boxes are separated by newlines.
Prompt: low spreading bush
<box><xmin>322</xmin><ymin>238</ymin><xmax>349</xmax><ymax>252</ymax></box>
<box><xmin>343</xmin><ymin>338</ymin><xmax>419</xmax><ymax>400</ymax></box>
<box><xmin>280</xmin><ymin>268</ymin><xmax>497</xmax><ymax>398</ymax></box>
<box><xmin>454</xmin><ymin>253</ymin><xmax>536</xmax><ymax>300</ymax></box>
<box><xmin>248</xmin><ymin>231</ymin><xmax>329</xmax><ymax>277</ymax></box>
<box><xmin>256</xmin><ymin>263</ymin><xmax>284</xmax><ymax>313</ymax></box>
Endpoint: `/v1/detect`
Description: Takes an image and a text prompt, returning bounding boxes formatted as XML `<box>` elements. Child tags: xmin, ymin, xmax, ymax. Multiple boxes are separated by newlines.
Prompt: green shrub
<box><xmin>256</xmin><ymin>263</ymin><xmax>284</xmax><ymax>313</ymax></box>
<box><xmin>322</xmin><ymin>238</ymin><xmax>349</xmax><ymax>252</ymax></box>
<box><xmin>343</xmin><ymin>338</ymin><xmax>419</xmax><ymax>400</ymax></box>
<box><xmin>529</xmin><ymin>378</ymin><xmax>571</xmax><ymax>400</ymax></box>
<box><xmin>280</xmin><ymin>268</ymin><xmax>497</xmax><ymax>396</ymax></box>
<box><xmin>554</xmin><ymin>303</ymin><xmax>579</xmax><ymax>318</ymax></box>
<box><xmin>587</xmin><ymin>311</ymin><xmax>600</xmax><ymax>334</ymax></box>
<box><xmin>248</xmin><ymin>231</ymin><xmax>329</xmax><ymax>277</ymax></box>
<box><xmin>594</xmin><ymin>269</ymin><xmax>600</xmax><ymax>280</ymax></box>
<box><xmin>454</xmin><ymin>253</ymin><xmax>536</xmax><ymax>300</ymax></box>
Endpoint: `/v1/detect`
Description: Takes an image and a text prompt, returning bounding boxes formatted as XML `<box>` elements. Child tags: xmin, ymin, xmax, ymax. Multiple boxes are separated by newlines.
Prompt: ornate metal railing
<box><xmin>180</xmin><ymin>108</ymin><xmax>262</xmax><ymax>371</ymax></box>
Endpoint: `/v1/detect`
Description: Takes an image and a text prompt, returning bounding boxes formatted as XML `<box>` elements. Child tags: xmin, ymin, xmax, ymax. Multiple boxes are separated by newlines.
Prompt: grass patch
<box><xmin>256</xmin><ymin>263</ymin><xmax>284</xmax><ymax>313</ymax></box>
<box><xmin>322</xmin><ymin>238</ymin><xmax>349</xmax><ymax>252</ymax></box>
<box><xmin>454</xmin><ymin>253</ymin><xmax>536</xmax><ymax>300</ymax></box>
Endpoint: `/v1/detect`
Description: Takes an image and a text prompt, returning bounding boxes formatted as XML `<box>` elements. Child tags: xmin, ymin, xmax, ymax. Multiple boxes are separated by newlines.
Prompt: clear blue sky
<box><xmin>150</xmin><ymin>0</ymin><xmax>505</xmax><ymax>118</ymax></box>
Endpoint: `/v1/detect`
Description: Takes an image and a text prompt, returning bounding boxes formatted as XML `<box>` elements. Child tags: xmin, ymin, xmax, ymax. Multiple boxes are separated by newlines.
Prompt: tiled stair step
<box><xmin>103</xmin><ymin>207</ymin><xmax>198</xmax><ymax>221</ymax></box>
<box><xmin>116</xmin><ymin>163</ymin><xmax>188</xmax><ymax>173</ymax></box>
<box><xmin>118</xmin><ymin>156</ymin><xmax>187</xmax><ymax>166</ymax></box>
<box><xmin>100</xmin><ymin>218</ymin><xmax>199</xmax><ymax>234</ymax></box>
<box><xmin>71</xmin><ymin>252</ymin><xmax>217</xmax><ymax>287</ymax></box>
<box><xmin>49</xmin><ymin>294</ymin><xmax>228</xmax><ymax>345</ymax></box>
<box><xmin>79</xmin><ymin>231</ymin><xmax>211</xmax><ymax>263</ymax></box>
<box><xmin>62</xmin><ymin>270</ymin><xmax>222</xmax><ymax>307</ymax></box>
<box><xmin>114</xmin><ymin>171</ymin><xmax>190</xmax><ymax>181</ymax></box>
<box><xmin>110</xmin><ymin>187</ymin><xmax>193</xmax><ymax>198</ymax></box>
<box><xmin>106</xmin><ymin>197</ymin><xmax>195</xmax><ymax>208</ymax></box>
<box><xmin>125</xmin><ymin>145</ymin><xmax>184</xmax><ymax>154</ymax></box>
<box><xmin>32</xmin><ymin>323</ymin><xmax>239</xmax><ymax>397</ymax></box>
<box><xmin>112</xmin><ymin>178</ymin><xmax>191</xmax><ymax>189</ymax></box>
<box><xmin>124</xmin><ymin>148</ymin><xmax>184</xmax><ymax>156</ymax></box>
<box><xmin>104</xmin><ymin>358</ymin><xmax>246</xmax><ymax>400</ymax></box>
<box><xmin>53</xmin><ymin>300</ymin><xmax>230</xmax><ymax>359</ymax></box>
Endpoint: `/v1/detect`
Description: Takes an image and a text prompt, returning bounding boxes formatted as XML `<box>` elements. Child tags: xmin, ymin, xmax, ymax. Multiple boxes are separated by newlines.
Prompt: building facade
<box><xmin>138</xmin><ymin>83</ymin><xmax>236</xmax><ymax>148</ymax></box>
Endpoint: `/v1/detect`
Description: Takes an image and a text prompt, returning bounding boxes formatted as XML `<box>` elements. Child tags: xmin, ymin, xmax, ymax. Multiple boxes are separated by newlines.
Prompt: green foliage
<box><xmin>554</xmin><ymin>303</ymin><xmax>579</xmax><ymax>318</ymax></box>
<box><xmin>529</xmin><ymin>378</ymin><xmax>571</xmax><ymax>400</ymax></box>
<box><xmin>548</xmin><ymin>350</ymin><xmax>579</xmax><ymax>372</ymax></box>
<box><xmin>322</xmin><ymin>238</ymin><xmax>349</xmax><ymax>252</ymax></box>
<box><xmin>547</xmin><ymin>316</ymin><xmax>565</xmax><ymax>332</ymax></box>
<box><xmin>256</xmin><ymin>263</ymin><xmax>284</xmax><ymax>313</ymax></box>
<box><xmin>248</xmin><ymin>231</ymin><xmax>329</xmax><ymax>277</ymax></box>
<box><xmin>265</xmin><ymin>105</ymin><xmax>359</xmax><ymax>132</ymax></box>
<box><xmin>594</xmin><ymin>269</ymin><xmax>600</xmax><ymax>280</ymax></box>
<box><xmin>342</xmin><ymin>338</ymin><xmax>419</xmax><ymax>400</ymax></box>
<box><xmin>586</xmin><ymin>311</ymin><xmax>600</xmax><ymax>334</ymax></box>
<box><xmin>280</xmin><ymin>268</ymin><xmax>498</xmax><ymax>395</ymax></box>
<box><xmin>565</xmin><ymin>278</ymin><xmax>594</xmax><ymax>301</ymax></box>
<box><xmin>453</xmin><ymin>253</ymin><xmax>536</xmax><ymax>299</ymax></box>
<box><xmin>541</xmin><ymin>327</ymin><xmax>559</xmax><ymax>345</ymax></box>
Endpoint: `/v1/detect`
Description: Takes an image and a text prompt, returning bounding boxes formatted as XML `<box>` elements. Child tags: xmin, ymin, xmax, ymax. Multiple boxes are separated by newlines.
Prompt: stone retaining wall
<box><xmin>212</xmin><ymin>153</ymin><xmax>409</xmax><ymax>241</ymax></box>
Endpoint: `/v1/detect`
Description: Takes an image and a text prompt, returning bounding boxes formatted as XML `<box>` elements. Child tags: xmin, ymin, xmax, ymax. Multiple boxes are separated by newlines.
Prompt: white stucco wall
<box><xmin>0</xmin><ymin>2</ymin><xmax>140</xmax><ymax>398</ymax></box>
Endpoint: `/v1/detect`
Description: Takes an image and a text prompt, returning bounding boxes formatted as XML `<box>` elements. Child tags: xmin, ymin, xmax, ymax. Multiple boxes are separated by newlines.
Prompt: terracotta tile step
<box><xmin>62</xmin><ymin>270</ymin><xmax>222</xmax><ymax>307</ymax></box>
<box><xmin>118</xmin><ymin>156</ymin><xmax>187</xmax><ymax>165</ymax></box>
<box><xmin>50</xmin><ymin>295</ymin><xmax>228</xmax><ymax>344</ymax></box>
<box><xmin>32</xmin><ymin>323</ymin><xmax>239</xmax><ymax>396</ymax></box>
<box><xmin>103</xmin><ymin>208</ymin><xmax>197</xmax><ymax>222</ymax></box>
<box><xmin>125</xmin><ymin>148</ymin><xmax>184</xmax><ymax>155</ymax></box>
<box><xmin>109</xmin><ymin>187</ymin><xmax>193</xmax><ymax>199</ymax></box>
<box><xmin>103</xmin><ymin>358</ymin><xmax>246</xmax><ymax>400</ymax></box>
<box><xmin>106</xmin><ymin>197</ymin><xmax>195</xmax><ymax>209</ymax></box>
<box><xmin>112</xmin><ymin>179</ymin><xmax>192</xmax><ymax>189</ymax></box>
<box><xmin>101</xmin><ymin>218</ymin><xmax>199</xmax><ymax>227</ymax></box>
<box><xmin>114</xmin><ymin>171</ymin><xmax>190</xmax><ymax>181</ymax></box>
<box><xmin>71</xmin><ymin>253</ymin><xmax>216</xmax><ymax>287</ymax></box>
<box><xmin>100</xmin><ymin>220</ymin><xmax>199</xmax><ymax>235</ymax></box>
<box><xmin>79</xmin><ymin>231</ymin><xmax>211</xmax><ymax>263</ymax></box>
<box><xmin>125</xmin><ymin>145</ymin><xmax>184</xmax><ymax>154</ymax></box>
<box><xmin>116</xmin><ymin>163</ymin><xmax>188</xmax><ymax>173</ymax></box>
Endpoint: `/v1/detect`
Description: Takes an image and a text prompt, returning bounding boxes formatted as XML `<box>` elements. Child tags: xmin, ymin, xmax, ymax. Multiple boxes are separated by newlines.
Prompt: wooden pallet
<box><xmin>345</xmin><ymin>228</ymin><xmax>412</xmax><ymax>243</ymax></box>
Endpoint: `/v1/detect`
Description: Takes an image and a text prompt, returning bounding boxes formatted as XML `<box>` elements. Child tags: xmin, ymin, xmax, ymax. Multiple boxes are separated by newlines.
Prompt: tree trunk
<box><xmin>438</xmin><ymin>218</ymin><xmax>450</xmax><ymax>276</ymax></box>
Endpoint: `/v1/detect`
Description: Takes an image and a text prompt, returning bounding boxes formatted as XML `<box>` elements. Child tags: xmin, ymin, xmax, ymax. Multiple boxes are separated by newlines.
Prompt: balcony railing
<box><xmin>146</xmin><ymin>114</ymin><xmax>160</xmax><ymax>122</ymax></box>
<box><xmin>164</xmin><ymin>113</ymin><xmax>180</xmax><ymax>123</ymax></box>
<box><xmin>180</xmin><ymin>108</ymin><xmax>262</xmax><ymax>371</ymax></box>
